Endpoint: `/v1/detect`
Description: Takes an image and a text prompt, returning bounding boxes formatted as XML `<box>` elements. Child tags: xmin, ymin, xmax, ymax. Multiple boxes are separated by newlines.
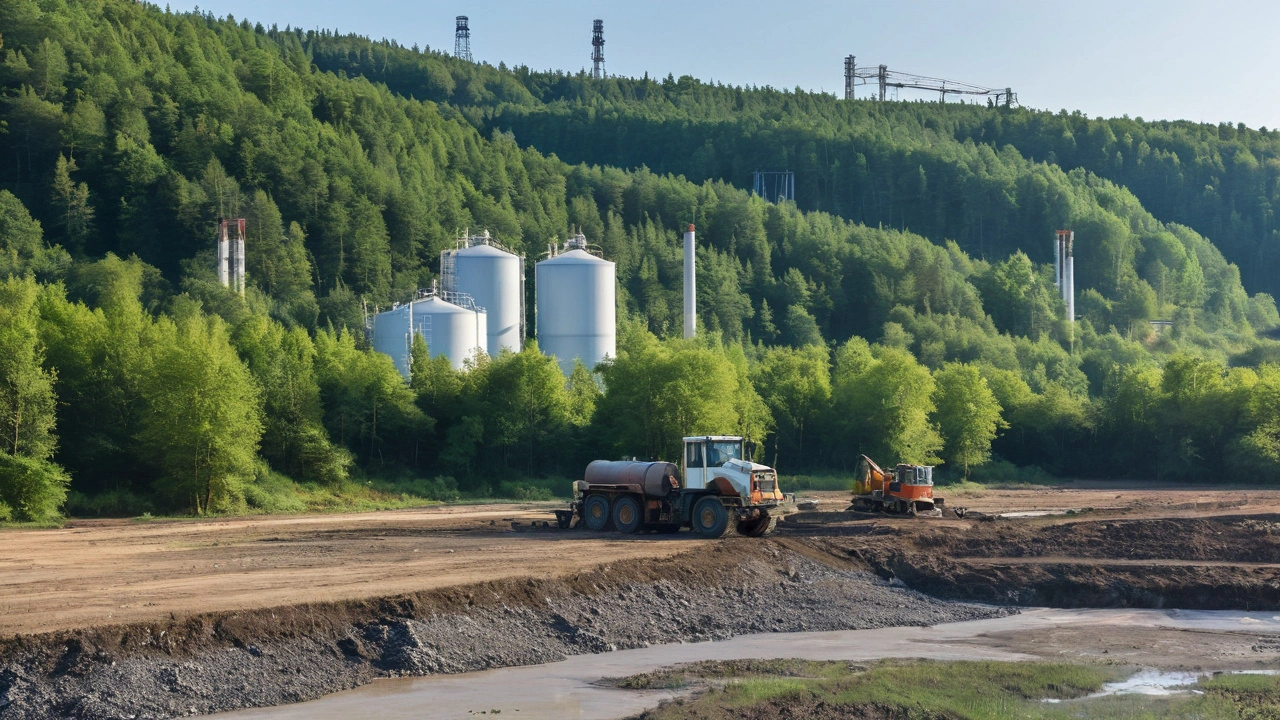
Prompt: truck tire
<box><xmin>583</xmin><ymin>494</ymin><xmax>611</xmax><ymax>532</ymax></box>
<box><xmin>736</xmin><ymin>513</ymin><xmax>777</xmax><ymax>537</ymax></box>
<box><xmin>691</xmin><ymin>497</ymin><xmax>729</xmax><ymax>538</ymax></box>
<box><xmin>612</xmin><ymin>496</ymin><xmax>642</xmax><ymax>534</ymax></box>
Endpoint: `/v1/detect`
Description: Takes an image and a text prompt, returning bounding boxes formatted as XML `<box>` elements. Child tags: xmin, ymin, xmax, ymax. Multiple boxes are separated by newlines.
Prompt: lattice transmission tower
<box><xmin>454</xmin><ymin>16</ymin><xmax>472</xmax><ymax>62</ymax></box>
<box><xmin>591</xmin><ymin>19</ymin><xmax>605</xmax><ymax>79</ymax></box>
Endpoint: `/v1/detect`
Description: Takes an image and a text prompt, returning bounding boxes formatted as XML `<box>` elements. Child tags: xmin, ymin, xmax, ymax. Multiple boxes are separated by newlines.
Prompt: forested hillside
<box><xmin>0</xmin><ymin>0</ymin><xmax>1277</xmax><ymax>521</ymax></box>
<box><xmin>299</xmin><ymin>37</ymin><xmax>1280</xmax><ymax>305</ymax></box>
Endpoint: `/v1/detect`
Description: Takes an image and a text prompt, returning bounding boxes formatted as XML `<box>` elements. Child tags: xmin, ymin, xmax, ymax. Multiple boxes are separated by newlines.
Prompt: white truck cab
<box><xmin>682</xmin><ymin>435</ymin><xmax>748</xmax><ymax>490</ymax></box>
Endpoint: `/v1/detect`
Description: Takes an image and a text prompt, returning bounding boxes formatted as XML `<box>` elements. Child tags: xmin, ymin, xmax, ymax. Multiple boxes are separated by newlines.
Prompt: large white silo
<box><xmin>410</xmin><ymin>296</ymin><xmax>487</xmax><ymax>371</ymax></box>
<box><xmin>453</xmin><ymin>243</ymin><xmax>523</xmax><ymax>354</ymax></box>
<box><xmin>371</xmin><ymin>302</ymin><xmax>414</xmax><ymax>378</ymax></box>
<box><xmin>536</xmin><ymin>247</ymin><xmax>616</xmax><ymax>375</ymax></box>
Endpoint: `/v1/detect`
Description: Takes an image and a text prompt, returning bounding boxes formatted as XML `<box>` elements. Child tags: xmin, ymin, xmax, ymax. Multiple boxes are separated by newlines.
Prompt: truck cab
<box><xmin>682</xmin><ymin>435</ymin><xmax>784</xmax><ymax>505</ymax></box>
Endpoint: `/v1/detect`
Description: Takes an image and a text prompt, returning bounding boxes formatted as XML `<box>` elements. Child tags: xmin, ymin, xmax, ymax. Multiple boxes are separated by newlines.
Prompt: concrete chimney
<box><xmin>683</xmin><ymin>224</ymin><xmax>696</xmax><ymax>339</ymax></box>
<box><xmin>217</xmin><ymin>222</ymin><xmax>230</xmax><ymax>288</ymax></box>
<box><xmin>1065</xmin><ymin>231</ymin><xmax>1075</xmax><ymax>324</ymax></box>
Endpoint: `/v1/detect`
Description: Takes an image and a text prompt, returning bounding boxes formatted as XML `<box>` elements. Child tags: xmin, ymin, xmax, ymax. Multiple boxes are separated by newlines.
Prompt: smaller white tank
<box><xmin>411</xmin><ymin>296</ymin><xmax>487</xmax><ymax>371</ymax></box>
<box><xmin>371</xmin><ymin>303</ymin><xmax>414</xmax><ymax>378</ymax></box>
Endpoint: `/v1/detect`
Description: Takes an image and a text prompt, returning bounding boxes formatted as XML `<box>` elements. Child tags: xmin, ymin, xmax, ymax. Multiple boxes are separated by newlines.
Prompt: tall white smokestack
<box><xmin>1065</xmin><ymin>232</ymin><xmax>1075</xmax><ymax>323</ymax></box>
<box><xmin>1053</xmin><ymin>232</ymin><xmax>1061</xmax><ymax>289</ymax></box>
<box><xmin>683</xmin><ymin>223</ymin><xmax>696</xmax><ymax>339</ymax></box>
<box><xmin>217</xmin><ymin>222</ymin><xmax>230</xmax><ymax>288</ymax></box>
<box><xmin>233</xmin><ymin>217</ymin><xmax>246</xmax><ymax>296</ymax></box>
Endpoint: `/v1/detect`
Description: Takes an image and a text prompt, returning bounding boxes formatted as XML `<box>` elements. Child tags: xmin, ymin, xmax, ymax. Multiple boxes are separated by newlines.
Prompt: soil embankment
<box><xmin>0</xmin><ymin>540</ymin><xmax>1005</xmax><ymax>719</ymax></box>
<box><xmin>792</xmin><ymin>513</ymin><xmax>1280</xmax><ymax>609</ymax></box>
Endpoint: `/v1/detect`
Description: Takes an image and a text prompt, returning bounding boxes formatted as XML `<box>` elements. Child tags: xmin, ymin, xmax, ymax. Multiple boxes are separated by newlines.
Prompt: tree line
<box><xmin>0</xmin><ymin>0</ymin><xmax>1278</xmax><ymax>519</ymax></box>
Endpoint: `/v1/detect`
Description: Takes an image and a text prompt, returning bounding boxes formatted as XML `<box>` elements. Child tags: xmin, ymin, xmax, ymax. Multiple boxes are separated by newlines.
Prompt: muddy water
<box><xmin>213</xmin><ymin>609</ymin><xmax>1280</xmax><ymax>720</ymax></box>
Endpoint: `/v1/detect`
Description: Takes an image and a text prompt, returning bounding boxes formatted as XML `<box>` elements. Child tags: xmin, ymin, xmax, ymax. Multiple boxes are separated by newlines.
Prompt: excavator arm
<box><xmin>853</xmin><ymin>454</ymin><xmax>891</xmax><ymax>496</ymax></box>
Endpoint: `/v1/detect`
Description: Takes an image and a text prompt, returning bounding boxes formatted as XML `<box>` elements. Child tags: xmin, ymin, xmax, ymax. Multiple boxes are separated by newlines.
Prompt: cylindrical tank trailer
<box><xmin>555</xmin><ymin>437</ymin><xmax>794</xmax><ymax>538</ymax></box>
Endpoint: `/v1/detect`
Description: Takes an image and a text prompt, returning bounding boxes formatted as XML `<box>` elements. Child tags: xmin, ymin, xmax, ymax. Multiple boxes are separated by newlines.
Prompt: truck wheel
<box><xmin>583</xmin><ymin>494</ymin><xmax>611</xmax><ymax>532</ymax></box>
<box><xmin>691</xmin><ymin>497</ymin><xmax>729</xmax><ymax>538</ymax></box>
<box><xmin>736</xmin><ymin>513</ymin><xmax>777</xmax><ymax>537</ymax></box>
<box><xmin>612</xmin><ymin>496</ymin><xmax>642</xmax><ymax>534</ymax></box>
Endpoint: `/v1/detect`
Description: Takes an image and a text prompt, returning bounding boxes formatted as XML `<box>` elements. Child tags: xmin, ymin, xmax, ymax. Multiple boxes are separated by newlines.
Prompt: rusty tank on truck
<box><xmin>555</xmin><ymin>436</ymin><xmax>795</xmax><ymax>538</ymax></box>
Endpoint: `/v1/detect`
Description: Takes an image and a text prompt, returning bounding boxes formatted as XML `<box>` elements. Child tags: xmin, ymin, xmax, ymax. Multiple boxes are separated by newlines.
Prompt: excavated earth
<box><xmin>0</xmin><ymin>540</ymin><xmax>1006</xmax><ymax>720</ymax></box>
<box><xmin>784</xmin><ymin>512</ymin><xmax>1280</xmax><ymax>609</ymax></box>
<box><xmin>4</xmin><ymin>488</ymin><xmax>1280</xmax><ymax>719</ymax></box>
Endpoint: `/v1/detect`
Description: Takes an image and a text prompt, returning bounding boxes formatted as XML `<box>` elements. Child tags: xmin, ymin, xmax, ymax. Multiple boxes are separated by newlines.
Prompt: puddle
<box><xmin>213</xmin><ymin>609</ymin><xmax>1280</xmax><ymax>720</ymax></box>
<box><xmin>1093</xmin><ymin>669</ymin><xmax>1204</xmax><ymax>697</ymax></box>
<box><xmin>1043</xmin><ymin>668</ymin><xmax>1280</xmax><ymax>703</ymax></box>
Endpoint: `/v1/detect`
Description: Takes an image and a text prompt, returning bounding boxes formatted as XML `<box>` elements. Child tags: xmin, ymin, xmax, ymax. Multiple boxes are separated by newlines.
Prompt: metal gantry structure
<box><xmin>591</xmin><ymin>19</ymin><xmax>605</xmax><ymax>79</ymax></box>
<box><xmin>843</xmin><ymin>55</ymin><xmax>1016</xmax><ymax>107</ymax></box>
<box><xmin>752</xmin><ymin>171</ymin><xmax>795</xmax><ymax>204</ymax></box>
<box><xmin>454</xmin><ymin>16</ymin><xmax>472</xmax><ymax>62</ymax></box>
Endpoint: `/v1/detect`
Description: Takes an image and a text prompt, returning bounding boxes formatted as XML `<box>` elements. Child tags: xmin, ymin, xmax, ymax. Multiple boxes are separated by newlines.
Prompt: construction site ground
<box><xmin>2</xmin><ymin>483</ymin><xmax>1279</xmax><ymax>637</ymax></box>
<box><xmin>2</xmin><ymin>482</ymin><xmax>1279</xmax><ymax>719</ymax></box>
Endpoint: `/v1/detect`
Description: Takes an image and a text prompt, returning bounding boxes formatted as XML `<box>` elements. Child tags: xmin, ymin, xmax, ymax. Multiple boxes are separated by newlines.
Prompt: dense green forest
<box><xmin>300</xmin><ymin>38</ymin><xmax>1280</xmax><ymax>304</ymax></box>
<box><xmin>0</xmin><ymin>0</ymin><xmax>1278</xmax><ymax>520</ymax></box>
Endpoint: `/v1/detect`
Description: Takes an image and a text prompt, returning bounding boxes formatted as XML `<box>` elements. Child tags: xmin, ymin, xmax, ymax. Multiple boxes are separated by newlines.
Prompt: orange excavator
<box><xmin>850</xmin><ymin>455</ymin><xmax>959</xmax><ymax>517</ymax></box>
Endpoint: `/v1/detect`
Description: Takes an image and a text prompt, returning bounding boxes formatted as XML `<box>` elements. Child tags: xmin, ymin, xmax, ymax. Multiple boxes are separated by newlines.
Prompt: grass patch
<box><xmin>633</xmin><ymin>659</ymin><xmax>1149</xmax><ymax>719</ymax></box>
<box><xmin>633</xmin><ymin>659</ymin><xmax>1280</xmax><ymax>719</ymax></box>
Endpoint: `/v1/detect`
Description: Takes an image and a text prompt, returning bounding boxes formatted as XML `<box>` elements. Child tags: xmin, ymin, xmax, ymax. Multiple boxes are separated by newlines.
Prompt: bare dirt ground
<box><xmin>3</xmin><ymin>484</ymin><xmax>1280</xmax><ymax>638</ymax></box>
<box><xmin>3</xmin><ymin>483</ymin><xmax>1280</xmax><ymax>718</ymax></box>
<box><xmin>0</xmin><ymin>503</ymin><xmax>701</xmax><ymax>636</ymax></box>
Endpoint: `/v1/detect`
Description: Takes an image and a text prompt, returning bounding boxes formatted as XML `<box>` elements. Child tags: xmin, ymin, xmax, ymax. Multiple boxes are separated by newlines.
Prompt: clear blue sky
<box><xmin>172</xmin><ymin>0</ymin><xmax>1280</xmax><ymax>128</ymax></box>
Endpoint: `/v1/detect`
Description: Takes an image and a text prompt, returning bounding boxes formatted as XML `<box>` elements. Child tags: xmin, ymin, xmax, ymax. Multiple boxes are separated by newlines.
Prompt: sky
<box><xmin>169</xmin><ymin>0</ymin><xmax>1280</xmax><ymax>129</ymax></box>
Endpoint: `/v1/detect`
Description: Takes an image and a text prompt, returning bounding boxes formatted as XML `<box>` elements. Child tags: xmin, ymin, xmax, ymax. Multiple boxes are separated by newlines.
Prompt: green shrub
<box><xmin>390</xmin><ymin>475</ymin><xmax>462</xmax><ymax>502</ymax></box>
<box><xmin>0</xmin><ymin>499</ymin><xmax>11</xmax><ymax>522</ymax></box>
<box><xmin>968</xmin><ymin>459</ymin><xmax>1055</xmax><ymax>486</ymax></box>
<box><xmin>496</xmin><ymin>480</ymin><xmax>555</xmax><ymax>501</ymax></box>
<box><xmin>243</xmin><ymin>470</ymin><xmax>308</xmax><ymax>514</ymax></box>
<box><xmin>492</xmin><ymin>476</ymin><xmax>573</xmax><ymax>500</ymax></box>
<box><xmin>780</xmin><ymin>475</ymin><xmax>854</xmax><ymax>492</ymax></box>
<box><xmin>0</xmin><ymin>453</ymin><xmax>70</xmax><ymax>521</ymax></box>
<box><xmin>64</xmin><ymin>489</ymin><xmax>155</xmax><ymax>517</ymax></box>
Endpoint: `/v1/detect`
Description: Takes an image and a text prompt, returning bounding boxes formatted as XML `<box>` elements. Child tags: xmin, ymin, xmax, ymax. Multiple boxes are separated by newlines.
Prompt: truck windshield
<box><xmin>706</xmin><ymin>441</ymin><xmax>743</xmax><ymax>467</ymax></box>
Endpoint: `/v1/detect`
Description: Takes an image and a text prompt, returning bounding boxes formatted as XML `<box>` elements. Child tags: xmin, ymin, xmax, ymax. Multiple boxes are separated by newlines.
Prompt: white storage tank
<box><xmin>453</xmin><ymin>243</ymin><xmax>522</xmax><ymax>354</ymax></box>
<box><xmin>411</xmin><ymin>296</ymin><xmax>487</xmax><ymax>372</ymax></box>
<box><xmin>371</xmin><ymin>302</ymin><xmax>414</xmax><ymax>378</ymax></box>
<box><xmin>536</xmin><ymin>245</ymin><xmax>616</xmax><ymax>375</ymax></box>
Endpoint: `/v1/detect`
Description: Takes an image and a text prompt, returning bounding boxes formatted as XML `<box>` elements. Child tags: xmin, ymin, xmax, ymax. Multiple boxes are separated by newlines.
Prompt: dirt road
<box><xmin>0</xmin><ymin>503</ymin><xmax>703</xmax><ymax>636</ymax></box>
<box><xmin>4</xmin><ymin>485</ymin><xmax>1280</xmax><ymax>637</ymax></box>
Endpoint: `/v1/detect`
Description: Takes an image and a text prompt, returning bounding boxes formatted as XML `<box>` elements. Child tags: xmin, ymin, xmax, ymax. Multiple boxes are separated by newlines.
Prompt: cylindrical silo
<box><xmin>411</xmin><ymin>296</ymin><xmax>487</xmax><ymax>371</ymax></box>
<box><xmin>371</xmin><ymin>303</ymin><xmax>414</xmax><ymax>379</ymax></box>
<box><xmin>453</xmin><ymin>243</ymin><xmax>522</xmax><ymax>354</ymax></box>
<box><xmin>536</xmin><ymin>249</ymin><xmax>616</xmax><ymax>375</ymax></box>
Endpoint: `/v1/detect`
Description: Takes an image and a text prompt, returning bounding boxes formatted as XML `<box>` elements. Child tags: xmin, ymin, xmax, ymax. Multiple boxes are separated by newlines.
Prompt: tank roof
<box><xmin>456</xmin><ymin>243</ymin><xmax>517</xmax><ymax>258</ymax></box>
<box><xmin>539</xmin><ymin>248</ymin><xmax>612</xmax><ymax>266</ymax></box>
<box><xmin>412</xmin><ymin>296</ymin><xmax>474</xmax><ymax>314</ymax></box>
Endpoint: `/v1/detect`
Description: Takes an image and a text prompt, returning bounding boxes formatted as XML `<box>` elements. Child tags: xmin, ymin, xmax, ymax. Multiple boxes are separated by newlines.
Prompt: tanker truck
<box><xmin>557</xmin><ymin>436</ymin><xmax>793</xmax><ymax>538</ymax></box>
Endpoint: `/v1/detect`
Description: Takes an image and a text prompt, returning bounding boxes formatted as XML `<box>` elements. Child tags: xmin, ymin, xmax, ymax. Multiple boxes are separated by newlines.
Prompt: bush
<box><xmin>0</xmin><ymin>499</ymin><xmax>11</xmax><ymax>522</ymax></box>
<box><xmin>64</xmin><ymin>489</ymin><xmax>155</xmax><ymax>517</ymax></box>
<box><xmin>390</xmin><ymin>475</ymin><xmax>461</xmax><ymax>502</ymax></box>
<box><xmin>0</xmin><ymin>453</ymin><xmax>70</xmax><ymax>521</ymax></box>
<box><xmin>968</xmin><ymin>459</ymin><xmax>1056</xmax><ymax>486</ymax></box>
<box><xmin>780</xmin><ymin>475</ymin><xmax>854</xmax><ymax>492</ymax></box>
<box><xmin>243</xmin><ymin>469</ymin><xmax>308</xmax><ymax>514</ymax></box>
<box><xmin>493</xmin><ymin>477</ymin><xmax>573</xmax><ymax>500</ymax></box>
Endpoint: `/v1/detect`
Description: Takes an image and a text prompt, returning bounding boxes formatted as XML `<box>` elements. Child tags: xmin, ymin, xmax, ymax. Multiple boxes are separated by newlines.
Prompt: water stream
<box><xmin>213</xmin><ymin>609</ymin><xmax>1280</xmax><ymax>720</ymax></box>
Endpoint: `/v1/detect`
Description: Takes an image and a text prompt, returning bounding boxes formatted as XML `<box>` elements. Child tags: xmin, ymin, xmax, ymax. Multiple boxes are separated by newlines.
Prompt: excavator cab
<box><xmin>891</xmin><ymin>464</ymin><xmax>932</xmax><ymax>492</ymax></box>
